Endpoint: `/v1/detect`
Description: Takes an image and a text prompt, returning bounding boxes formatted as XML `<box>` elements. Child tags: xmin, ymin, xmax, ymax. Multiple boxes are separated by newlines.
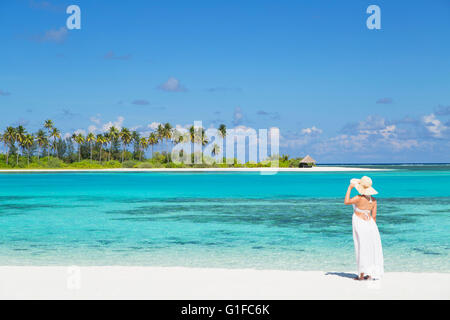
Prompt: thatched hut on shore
<box><xmin>299</xmin><ymin>155</ymin><xmax>316</xmax><ymax>168</ymax></box>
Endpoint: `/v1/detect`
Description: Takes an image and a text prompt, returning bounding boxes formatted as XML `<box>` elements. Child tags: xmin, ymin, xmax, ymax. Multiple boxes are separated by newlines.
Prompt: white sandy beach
<box><xmin>0</xmin><ymin>267</ymin><xmax>448</xmax><ymax>299</ymax></box>
<box><xmin>0</xmin><ymin>166</ymin><xmax>387</xmax><ymax>173</ymax></box>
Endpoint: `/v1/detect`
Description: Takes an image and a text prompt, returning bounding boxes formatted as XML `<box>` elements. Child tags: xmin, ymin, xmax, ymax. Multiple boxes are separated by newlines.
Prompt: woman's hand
<box><xmin>348</xmin><ymin>184</ymin><xmax>355</xmax><ymax>190</ymax></box>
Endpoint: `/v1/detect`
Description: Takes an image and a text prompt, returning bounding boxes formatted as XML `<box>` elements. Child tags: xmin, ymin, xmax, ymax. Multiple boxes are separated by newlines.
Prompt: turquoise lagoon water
<box><xmin>0</xmin><ymin>165</ymin><xmax>449</xmax><ymax>272</ymax></box>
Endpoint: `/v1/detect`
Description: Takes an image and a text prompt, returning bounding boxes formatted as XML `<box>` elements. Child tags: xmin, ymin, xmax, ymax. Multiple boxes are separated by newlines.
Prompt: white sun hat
<box><xmin>350</xmin><ymin>176</ymin><xmax>378</xmax><ymax>196</ymax></box>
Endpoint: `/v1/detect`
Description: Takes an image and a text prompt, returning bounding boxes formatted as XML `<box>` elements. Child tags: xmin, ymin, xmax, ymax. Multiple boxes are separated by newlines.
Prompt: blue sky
<box><xmin>0</xmin><ymin>0</ymin><xmax>449</xmax><ymax>163</ymax></box>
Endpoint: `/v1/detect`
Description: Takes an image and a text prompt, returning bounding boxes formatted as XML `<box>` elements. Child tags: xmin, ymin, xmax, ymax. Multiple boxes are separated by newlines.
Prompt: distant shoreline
<box><xmin>0</xmin><ymin>166</ymin><xmax>389</xmax><ymax>173</ymax></box>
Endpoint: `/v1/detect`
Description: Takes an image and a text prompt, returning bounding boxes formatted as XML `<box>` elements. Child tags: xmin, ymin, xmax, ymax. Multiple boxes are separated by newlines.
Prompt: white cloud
<box><xmin>233</xmin><ymin>106</ymin><xmax>244</xmax><ymax>126</ymax></box>
<box><xmin>379</xmin><ymin>125</ymin><xmax>396</xmax><ymax>138</ymax></box>
<box><xmin>29</xmin><ymin>0</ymin><xmax>63</xmax><ymax>12</ymax></box>
<box><xmin>38</xmin><ymin>27</ymin><xmax>68</xmax><ymax>43</ymax></box>
<box><xmin>301</xmin><ymin>126</ymin><xmax>323</xmax><ymax>135</ymax></box>
<box><xmin>90</xmin><ymin>115</ymin><xmax>101</xmax><ymax>124</ymax></box>
<box><xmin>174</xmin><ymin>124</ymin><xmax>190</xmax><ymax>133</ymax></box>
<box><xmin>157</xmin><ymin>77</ymin><xmax>187</xmax><ymax>92</ymax></box>
<box><xmin>88</xmin><ymin>125</ymin><xmax>97</xmax><ymax>133</ymax></box>
<box><xmin>148</xmin><ymin>122</ymin><xmax>161</xmax><ymax>130</ymax></box>
<box><xmin>311</xmin><ymin>131</ymin><xmax>423</xmax><ymax>156</ymax></box>
<box><xmin>233</xmin><ymin>125</ymin><xmax>255</xmax><ymax>134</ymax></box>
<box><xmin>78</xmin><ymin>116</ymin><xmax>127</xmax><ymax>136</ymax></box>
<box><xmin>388</xmin><ymin>139</ymin><xmax>420</xmax><ymax>151</ymax></box>
<box><xmin>423</xmin><ymin>113</ymin><xmax>447</xmax><ymax>138</ymax></box>
<box><xmin>130</xmin><ymin>125</ymin><xmax>142</xmax><ymax>131</ymax></box>
<box><xmin>102</xmin><ymin>116</ymin><xmax>125</xmax><ymax>132</ymax></box>
<box><xmin>74</xmin><ymin>129</ymin><xmax>86</xmax><ymax>136</ymax></box>
<box><xmin>280</xmin><ymin>115</ymin><xmax>429</xmax><ymax>158</ymax></box>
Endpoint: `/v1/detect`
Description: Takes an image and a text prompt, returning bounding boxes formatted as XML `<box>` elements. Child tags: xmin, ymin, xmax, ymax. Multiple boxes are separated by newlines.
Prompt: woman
<box><xmin>344</xmin><ymin>176</ymin><xmax>384</xmax><ymax>280</ymax></box>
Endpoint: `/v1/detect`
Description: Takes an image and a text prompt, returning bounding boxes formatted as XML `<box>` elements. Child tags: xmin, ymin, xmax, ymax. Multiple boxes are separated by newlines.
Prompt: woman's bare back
<box><xmin>354</xmin><ymin>195</ymin><xmax>377</xmax><ymax>221</ymax></box>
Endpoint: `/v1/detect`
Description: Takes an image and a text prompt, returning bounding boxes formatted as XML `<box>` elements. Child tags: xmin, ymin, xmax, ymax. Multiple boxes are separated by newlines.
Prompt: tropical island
<box><xmin>0</xmin><ymin>120</ymin><xmax>314</xmax><ymax>169</ymax></box>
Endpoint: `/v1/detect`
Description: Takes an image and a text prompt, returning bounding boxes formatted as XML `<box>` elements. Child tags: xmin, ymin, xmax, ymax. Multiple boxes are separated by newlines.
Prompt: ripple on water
<box><xmin>97</xmin><ymin>240</ymin><xmax>114</xmax><ymax>245</ymax></box>
<box><xmin>413</xmin><ymin>248</ymin><xmax>442</xmax><ymax>255</ymax></box>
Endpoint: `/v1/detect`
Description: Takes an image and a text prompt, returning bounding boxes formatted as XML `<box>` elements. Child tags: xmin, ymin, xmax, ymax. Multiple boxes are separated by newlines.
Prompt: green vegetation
<box><xmin>0</xmin><ymin>120</ymin><xmax>308</xmax><ymax>169</ymax></box>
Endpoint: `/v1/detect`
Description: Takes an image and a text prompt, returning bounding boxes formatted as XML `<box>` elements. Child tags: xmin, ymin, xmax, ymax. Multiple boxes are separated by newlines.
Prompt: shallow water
<box><xmin>0</xmin><ymin>166</ymin><xmax>449</xmax><ymax>272</ymax></box>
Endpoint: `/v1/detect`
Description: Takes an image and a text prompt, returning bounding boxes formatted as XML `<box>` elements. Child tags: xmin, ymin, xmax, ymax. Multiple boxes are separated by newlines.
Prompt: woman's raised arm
<box><xmin>344</xmin><ymin>184</ymin><xmax>359</xmax><ymax>205</ymax></box>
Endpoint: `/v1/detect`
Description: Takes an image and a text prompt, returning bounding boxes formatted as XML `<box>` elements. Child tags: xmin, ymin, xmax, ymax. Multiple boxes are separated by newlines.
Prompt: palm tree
<box><xmin>44</xmin><ymin>119</ymin><xmax>53</xmax><ymax>131</ymax></box>
<box><xmin>200</xmin><ymin>128</ymin><xmax>209</xmax><ymax>147</ymax></box>
<box><xmin>96</xmin><ymin>134</ymin><xmax>106</xmax><ymax>162</ymax></box>
<box><xmin>188</xmin><ymin>125</ymin><xmax>197</xmax><ymax>161</ymax></box>
<box><xmin>72</xmin><ymin>133</ymin><xmax>85</xmax><ymax>162</ymax></box>
<box><xmin>131</xmin><ymin>131</ymin><xmax>140</xmax><ymax>160</ymax></box>
<box><xmin>86</xmin><ymin>132</ymin><xmax>95</xmax><ymax>161</ymax></box>
<box><xmin>2</xmin><ymin>127</ymin><xmax>15</xmax><ymax>165</ymax></box>
<box><xmin>190</xmin><ymin>126</ymin><xmax>208</xmax><ymax>146</ymax></box>
<box><xmin>15</xmin><ymin>125</ymin><xmax>26</xmax><ymax>165</ymax></box>
<box><xmin>104</xmin><ymin>132</ymin><xmax>111</xmax><ymax>161</ymax></box>
<box><xmin>156</xmin><ymin>124</ymin><xmax>165</xmax><ymax>153</ymax></box>
<box><xmin>199</xmin><ymin>128</ymin><xmax>209</xmax><ymax>163</ymax></box>
<box><xmin>218</xmin><ymin>124</ymin><xmax>227</xmax><ymax>139</ymax></box>
<box><xmin>108</xmin><ymin>126</ymin><xmax>119</xmax><ymax>161</ymax></box>
<box><xmin>23</xmin><ymin>134</ymin><xmax>34</xmax><ymax>166</ymax></box>
<box><xmin>119</xmin><ymin>127</ymin><xmax>132</xmax><ymax>163</ymax></box>
<box><xmin>218</xmin><ymin>124</ymin><xmax>227</xmax><ymax>161</ymax></box>
<box><xmin>163</xmin><ymin>122</ymin><xmax>173</xmax><ymax>155</ymax></box>
<box><xmin>189</xmin><ymin>125</ymin><xmax>196</xmax><ymax>143</ymax></box>
<box><xmin>138</xmin><ymin>137</ymin><xmax>148</xmax><ymax>161</ymax></box>
<box><xmin>189</xmin><ymin>126</ymin><xmax>208</xmax><ymax>164</ymax></box>
<box><xmin>148</xmin><ymin>132</ymin><xmax>158</xmax><ymax>159</ymax></box>
<box><xmin>199</xmin><ymin>127</ymin><xmax>209</xmax><ymax>164</ymax></box>
<box><xmin>50</xmin><ymin>127</ymin><xmax>60</xmax><ymax>158</ymax></box>
<box><xmin>172</xmin><ymin>130</ymin><xmax>189</xmax><ymax>162</ymax></box>
<box><xmin>35</xmin><ymin>129</ymin><xmax>47</xmax><ymax>161</ymax></box>
<box><xmin>173</xmin><ymin>130</ymin><xmax>188</xmax><ymax>145</ymax></box>
<box><xmin>70</xmin><ymin>134</ymin><xmax>76</xmax><ymax>157</ymax></box>
<box><xmin>44</xmin><ymin>119</ymin><xmax>53</xmax><ymax>159</ymax></box>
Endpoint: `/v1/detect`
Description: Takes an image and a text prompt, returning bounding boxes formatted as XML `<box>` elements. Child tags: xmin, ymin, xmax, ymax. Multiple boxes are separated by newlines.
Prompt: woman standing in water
<box><xmin>344</xmin><ymin>176</ymin><xmax>384</xmax><ymax>280</ymax></box>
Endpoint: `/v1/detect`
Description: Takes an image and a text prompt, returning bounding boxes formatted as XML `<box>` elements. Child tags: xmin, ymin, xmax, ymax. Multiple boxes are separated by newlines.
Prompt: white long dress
<box><xmin>352</xmin><ymin>204</ymin><xmax>384</xmax><ymax>279</ymax></box>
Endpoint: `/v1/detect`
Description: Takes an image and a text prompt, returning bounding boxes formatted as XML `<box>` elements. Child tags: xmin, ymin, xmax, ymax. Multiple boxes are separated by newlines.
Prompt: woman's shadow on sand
<box><xmin>325</xmin><ymin>272</ymin><xmax>357</xmax><ymax>279</ymax></box>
